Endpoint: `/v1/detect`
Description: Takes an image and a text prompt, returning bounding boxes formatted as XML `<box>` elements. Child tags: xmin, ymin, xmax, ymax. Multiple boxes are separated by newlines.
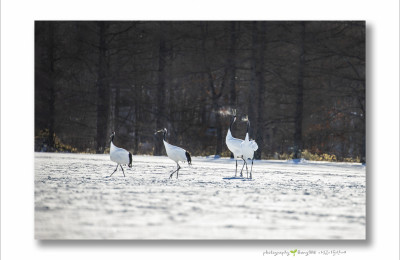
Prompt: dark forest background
<box><xmin>35</xmin><ymin>21</ymin><xmax>365</xmax><ymax>162</ymax></box>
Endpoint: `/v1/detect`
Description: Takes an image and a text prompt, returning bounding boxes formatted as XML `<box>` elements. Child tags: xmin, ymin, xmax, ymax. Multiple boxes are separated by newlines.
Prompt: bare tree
<box><xmin>253</xmin><ymin>22</ymin><xmax>267</xmax><ymax>159</ymax></box>
<box><xmin>293</xmin><ymin>22</ymin><xmax>306</xmax><ymax>159</ymax></box>
<box><xmin>95</xmin><ymin>21</ymin><xmax>110</xmax><ymax>153</ymax></box>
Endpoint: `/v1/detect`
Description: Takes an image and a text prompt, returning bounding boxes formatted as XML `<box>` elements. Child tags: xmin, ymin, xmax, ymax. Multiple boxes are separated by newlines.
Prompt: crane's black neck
<box><xmin>230</xmin><ymin>116</ymin><xmax>236</xmax><ymax>132</ymax></box>
<box><xmin>163</xmin><ymin>131</ymin><xmax>167</xmax><ymax>141</ymax></box>
<box><xmin>246</xmin><ymin>120</ymin><xmax>250</xmax><ymax>133</ymax></box>
<box><xmin>111</xmin><ymin>134</ymin><xmax>115</xmax><ymax>142</ymax></box>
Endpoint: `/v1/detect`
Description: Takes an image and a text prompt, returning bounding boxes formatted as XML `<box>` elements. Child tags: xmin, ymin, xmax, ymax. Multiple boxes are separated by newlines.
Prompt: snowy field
<box><xmin>34</xmin><ymin>152</ymin><xmax>366</xmax><ymax>239</ymax></box>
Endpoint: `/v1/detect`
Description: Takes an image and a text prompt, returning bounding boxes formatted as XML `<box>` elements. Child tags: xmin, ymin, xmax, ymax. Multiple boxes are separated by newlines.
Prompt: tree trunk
<box><xmin>209</xmin><ymin>74</ymin><xmax>223</xmax><ymax>157</ymax></box>
<box><xmin>201</xmin><ymin>22</ymin><xmax>223</xmax><ymax>156</ymax></box>
<box><xmin>228</xmin><ymin>22</ymin><xmax>238</xmax><ymax>158</ymax></box>
<box><xmin>228</xmin><ymin>22</ymin><xmax>237</xmax><ymax>108</ymax></box>
<box><xmin>154</xmin><ymin>22</ymin><xmax>167</xmax><ymax>156</ymax></box>
<box><xmin>134</xmin><ymin>84</ymin><xmax>140</xmax><ymax>154</ymax></box>
<box><xmin>253</xmin><ymin>22</ymin><xmax>266</xmax><ymax>160</ymax></box>
<box><xmin>248</xmin><ymin>23</ymin><xmax>256</xmax><ymax>149</ymax></box>
<box><xmin>47</xmin><ymin>23</ymin><xmax>56</xmax><ymax>150</ymax></box>
<box><xmin>293</xmin><ymin>22</ymin><xmax>306</xmax><ymax>159</ymax></box>
<box><xmin>114</xmin><ymin>82</ymin><xmax>120</xmax><ymax>131</ymax></box>
<box><xmin>96</xmin><ymin>21</ymin><xmax>110</xmax><ymax>154</ymax></box>
<box><xmin>360</xmin><ymin>95</ymin><xmax>366</xmax><ymax>164</ymax></box>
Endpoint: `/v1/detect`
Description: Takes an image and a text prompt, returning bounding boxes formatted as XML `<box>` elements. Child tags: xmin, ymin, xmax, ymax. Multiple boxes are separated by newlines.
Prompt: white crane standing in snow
<box><xmin>240</xmin><ymin>116</ymin><xmax>258</xmax><ymax>179</ymax></box>
<box><xmin>109</xmin><ymin>131</ymin><xmax>132</xmax><ymax>177</ymax></box>
<box><xmin>155</xmin><ymin>128</ymin><xmax>192</xmax><ymax>179</ymax></box>
<box><xmin>225</xmin><ymin>110</ymin><xmax>246</xmax><ymax>177</ymax></box>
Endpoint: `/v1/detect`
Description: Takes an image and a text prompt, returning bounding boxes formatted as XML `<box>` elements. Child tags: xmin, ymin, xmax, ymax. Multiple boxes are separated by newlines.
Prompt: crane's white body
<box><xmin>163</xmin><ymin>140</ymin><xmax>189</xmax><ymax>164</ymax></box>
<box><xmin>241</xmin><ymin>133</ymin><xmax>258</xmax><ymax>160</ymax></box>
<box><xmin>110</xmin><ymin>141</ymin><xmax>131</xmax><ymax>165</ymax></box>
<box><xmin>225</xmin><ymin>115</ymin><xmax>246</xmax><ymax>177</ymax></box>
<box><xmin>225</xmin><ymin>128</ymin><xmax>243</xmax><ymax>159</ymax></box>
<box><xmin>240</xmin><ymin>120</ymin><xmax>258</xmax><ymax>179</ymax></box>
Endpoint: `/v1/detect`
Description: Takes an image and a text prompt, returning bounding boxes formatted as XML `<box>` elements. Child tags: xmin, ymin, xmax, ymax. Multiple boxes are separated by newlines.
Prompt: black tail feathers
<box><xmin>185</xmin><ymin>151</ymin><xmax>192</xmax><ymax>165</ymax></box>
<box><xmin>128</xmin><ymin>152</ymin><xmax>133</xmax><ymax>167</ymax></box>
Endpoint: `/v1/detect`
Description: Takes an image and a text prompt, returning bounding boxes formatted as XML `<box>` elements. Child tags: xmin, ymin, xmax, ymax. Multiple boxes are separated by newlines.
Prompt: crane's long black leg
<box><xmin>176</xmin><ymin>164</ymin><xmax>181</xmax><ymax>179</ymax></box>
<box><xmin>235</xmin><ymin>160</ymin><xmax>238</xmax><ymax>177</ymax></box>
<box><xmin>239</xmin><ymin>158</ymin><xmax>246</xmax><ymax>177</ymax></box>
<box><xmin>120</xmin><ymin>165</ymin><xmax>125</xmax><ymax>177</ymax></box>
<box><xmin>169</xmin><ymin>169</ymin><xmax>177</xmax><ymax>178</ymax></box>
<box><xmin>109</xmin><ymin>164</ymin><xmax>119</xmax><ymax>177</ymax></box>
<box><xmin>245</xmin><ymin>161</ymin><xmax>249</xmax><ymax>178</ymax></box>
<box><xmin>169</xmin><ymin>164</ymin><xmax>180</xmax><ymax>179</ymax></box>
<box><xmin>250</xmin><ymin>157</ymin><xmax>254</xmax><ymax>179</ymax></box>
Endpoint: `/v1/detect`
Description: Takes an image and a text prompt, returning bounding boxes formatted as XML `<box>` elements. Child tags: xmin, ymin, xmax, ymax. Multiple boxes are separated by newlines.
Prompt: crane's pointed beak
<box><xmin>154</xmin><ymin>129</ymin><xmax>163</xmax><ymax>135</ymax></box>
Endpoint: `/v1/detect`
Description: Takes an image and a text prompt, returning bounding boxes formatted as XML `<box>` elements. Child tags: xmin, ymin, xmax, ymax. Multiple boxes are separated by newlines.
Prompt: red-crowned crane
<box><xmin>155</xmin><ymin>128</ymin><xmax>191</xmax><ymax>179</ymax></box>
<box><xmin>225</xmin><ymin>110</ymin><xmax>246</xmax><ymax>177</ymax></box>
<box><xmin>109</xmin><ymin>131</ymin><xmax>132</xmax><ymax>177</ymax></box>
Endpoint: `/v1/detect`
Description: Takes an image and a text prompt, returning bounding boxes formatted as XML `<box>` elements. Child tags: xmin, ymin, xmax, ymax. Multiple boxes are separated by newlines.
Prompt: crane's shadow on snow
<box><xmin>222</xmin><ymin>177</ymin><xmax>245</xmax><ymax>180</ymax></box>
<box><xmin>222</xmin><ymin>177</ymin><xmax>255</xmax><ymax>181</ymax></box>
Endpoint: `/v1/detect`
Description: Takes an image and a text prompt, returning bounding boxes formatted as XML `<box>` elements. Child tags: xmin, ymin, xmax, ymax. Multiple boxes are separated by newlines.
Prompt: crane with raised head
<box><xmin>225</xmin><ymin>109</ymin><xmax>246</xmax><ymax>177</ymax></box>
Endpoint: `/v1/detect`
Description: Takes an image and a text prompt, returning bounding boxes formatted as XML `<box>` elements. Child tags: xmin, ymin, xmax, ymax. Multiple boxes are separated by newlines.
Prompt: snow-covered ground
<box><xmin>34</xmin><ymin>153</ymin><xmax>366</xmax><ymax>239</ymax></box>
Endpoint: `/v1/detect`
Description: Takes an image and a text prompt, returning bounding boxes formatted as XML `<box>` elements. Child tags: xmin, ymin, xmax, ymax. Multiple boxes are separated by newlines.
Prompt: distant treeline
<box><xmin>35</xmin><ymin>21</ymin><xmax>365</xmax><ymax>162</ymax></box>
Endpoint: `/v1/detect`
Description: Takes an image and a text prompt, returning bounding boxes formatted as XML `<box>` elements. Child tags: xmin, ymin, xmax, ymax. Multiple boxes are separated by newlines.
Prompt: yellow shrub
<box><xmin>301</xmin><ymin>150</ymin><xmax>337</xmax><ymax>162</ymax></box>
